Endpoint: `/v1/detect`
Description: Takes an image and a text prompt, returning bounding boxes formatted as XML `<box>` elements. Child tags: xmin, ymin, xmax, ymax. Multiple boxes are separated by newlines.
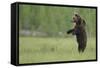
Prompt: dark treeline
<box><xmin>19</xmin><ymin>5</ymin><xmax>96</xmax><ymax>37</ymax></box>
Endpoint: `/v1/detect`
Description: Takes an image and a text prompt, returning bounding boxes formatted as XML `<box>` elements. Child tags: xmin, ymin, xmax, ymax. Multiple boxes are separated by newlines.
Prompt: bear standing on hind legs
<box><xmin>67</xmin><ymin>13</ymin><xmax>87</xmax><ymax>53</ymax></box>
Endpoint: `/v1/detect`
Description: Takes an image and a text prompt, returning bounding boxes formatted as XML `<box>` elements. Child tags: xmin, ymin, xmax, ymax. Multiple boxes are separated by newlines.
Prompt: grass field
<box><xmin>19</xmin><ymin>37</ymin><xmax>96</xmax><ymax>64</ymax></box>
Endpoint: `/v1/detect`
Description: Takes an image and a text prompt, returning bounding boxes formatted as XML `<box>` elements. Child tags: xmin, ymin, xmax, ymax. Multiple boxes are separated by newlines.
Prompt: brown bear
<box><xmin>67</xmin><ymin>14</ymin><xmax>87</xmax><ymax>53</ymax></box>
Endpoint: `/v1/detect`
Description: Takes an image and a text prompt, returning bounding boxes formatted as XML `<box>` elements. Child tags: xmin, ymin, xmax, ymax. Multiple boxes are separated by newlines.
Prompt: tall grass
<box><xmin>19</xmin><ymin>37</ymin><xmax>96</xmax><ymax>64</ymax></box>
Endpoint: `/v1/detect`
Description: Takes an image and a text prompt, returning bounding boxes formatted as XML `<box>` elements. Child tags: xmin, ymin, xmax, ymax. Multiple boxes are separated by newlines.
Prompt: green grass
<box><xmin>19</xmin><ymin>37</ymin><xmax>96</xmax><ymax>64</ymax></box>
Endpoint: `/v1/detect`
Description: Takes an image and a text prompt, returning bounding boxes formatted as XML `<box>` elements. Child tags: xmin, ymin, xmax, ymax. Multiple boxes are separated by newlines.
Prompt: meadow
<box><xmin>19</xmin><ymin>5</ymin><xmax>96</xmax><ymax>64</ymax></box>
<box><xmin>19</xmin><ymin>37</ymin><xmax>96</xmax><ymax>64</ymax></box>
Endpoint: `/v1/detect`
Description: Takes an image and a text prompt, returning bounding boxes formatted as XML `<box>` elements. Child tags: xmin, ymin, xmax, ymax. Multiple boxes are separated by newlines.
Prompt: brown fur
<box><xmin>67</xmin><ymin>14</ymin><xmax>87</xmax><ymax>53</ymax></box>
